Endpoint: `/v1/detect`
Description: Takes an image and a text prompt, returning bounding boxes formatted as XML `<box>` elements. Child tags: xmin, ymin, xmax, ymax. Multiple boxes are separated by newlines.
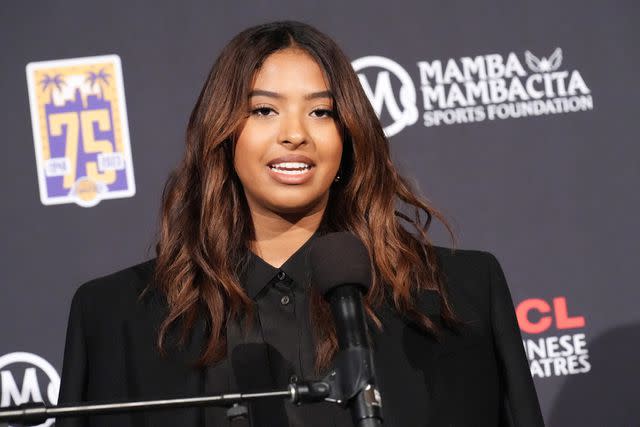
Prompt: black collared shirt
<box><xmin>206</xmin><ymin>232</ymin><xmax>352</xmax><ymax>426</ymax></box>
<box><xmin>239</xmin><ymin>233</ymin><xmax>317</xmax><ymax>387</ymax></box>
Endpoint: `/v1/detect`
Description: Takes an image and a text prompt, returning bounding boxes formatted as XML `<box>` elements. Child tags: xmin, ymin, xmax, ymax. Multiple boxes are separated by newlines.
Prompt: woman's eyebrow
<box><xmin>249</xmin><ymin>89</ymin><xmax>333</xmax><ymax>100</ymax></box>
<box><xmin>304</xmin><ymin>90</ymin><xmax>332</xmax><ymax>100</ymax></box>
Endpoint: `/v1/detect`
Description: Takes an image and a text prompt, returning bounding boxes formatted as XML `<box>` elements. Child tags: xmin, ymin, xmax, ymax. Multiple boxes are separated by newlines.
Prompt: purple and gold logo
<box><xmin>26</xmin><ymin>55</ymin><xmax>135</xmax><ymax>207</ymax></box>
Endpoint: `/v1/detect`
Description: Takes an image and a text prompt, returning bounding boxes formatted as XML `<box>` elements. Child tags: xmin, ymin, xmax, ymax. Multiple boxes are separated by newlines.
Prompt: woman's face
<box><xmin>233</xmin><ymin>48</ymin><xmax>343</xmax><ymax>217</ymax></box>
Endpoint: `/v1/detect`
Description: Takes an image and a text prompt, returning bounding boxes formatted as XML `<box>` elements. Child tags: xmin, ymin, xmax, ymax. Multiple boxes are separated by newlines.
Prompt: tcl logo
<box><xmin>516</xmin><ymin>297</ymin><xmax>585</xmax><ymax>334</ymax></box>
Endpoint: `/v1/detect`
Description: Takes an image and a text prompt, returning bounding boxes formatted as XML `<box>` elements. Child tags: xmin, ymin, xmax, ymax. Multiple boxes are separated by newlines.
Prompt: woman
<box><xmin>58</xmin><ymin>21</ymin><xmax>544</xmax><ymax>426</ymax></box>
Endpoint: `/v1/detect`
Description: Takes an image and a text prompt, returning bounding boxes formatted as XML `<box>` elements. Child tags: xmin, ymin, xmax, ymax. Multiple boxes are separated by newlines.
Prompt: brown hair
<box><xmin>151</xmin><ymin>21</ymin><xmax>458</xmax><ymax>371</ymax></box>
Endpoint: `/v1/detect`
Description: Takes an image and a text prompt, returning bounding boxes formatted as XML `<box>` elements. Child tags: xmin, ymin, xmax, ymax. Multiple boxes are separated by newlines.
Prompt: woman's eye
<box><xmin>251</xmin><ymin>107</ymin><xmax>276</xmax><ymax>117</ymax></box>
<box><xmin>311</xmin><ymin>108</ymin><xmax>334</xmax><ymax>118</ymax></box>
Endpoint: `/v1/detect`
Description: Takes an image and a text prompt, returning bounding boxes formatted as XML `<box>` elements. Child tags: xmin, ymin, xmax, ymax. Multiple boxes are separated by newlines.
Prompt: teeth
<box><xmin>271</xmin><ymin>162</ymin><xmax>311</xmax><ymax>169</ymax></box>
<box><xmin>271</xmin><ymin>168</ymin><xmax>309</xmax><ymax>175</ymax></box>
<box><xmin>269</xmin><ymin>162</ymin><xmax>312</xmax><ymax>174</ymax></box>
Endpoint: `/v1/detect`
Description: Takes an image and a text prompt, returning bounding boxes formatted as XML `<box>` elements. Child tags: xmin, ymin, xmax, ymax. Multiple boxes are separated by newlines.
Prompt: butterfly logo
<box><xmin>524</xmin><ymin>48</ymin><xmax>563</xmax><ymax>73</ymax></box>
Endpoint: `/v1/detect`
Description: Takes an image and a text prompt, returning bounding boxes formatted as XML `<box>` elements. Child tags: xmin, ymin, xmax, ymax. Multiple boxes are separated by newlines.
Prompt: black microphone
<box><xmin>310</xmin><ymin>232</ymin><xmax>383</xmax><ymax>427</ymax></box>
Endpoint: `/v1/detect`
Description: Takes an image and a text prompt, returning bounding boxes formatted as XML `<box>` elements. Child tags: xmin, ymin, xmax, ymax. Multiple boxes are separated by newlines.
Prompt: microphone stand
<box><xmin>0</xmin><ymin>381</ymin><xmax>329</xmax><ymax>426</ymax></box>
<box><xmin>0</xmin><ymin>348</ymin><xmax>380</xmax><ymax>427</ymax></box>
<box><xmin>322</xmin><ymin>285</ymin><xmax>383</xmax><ymax>427</ymax></box>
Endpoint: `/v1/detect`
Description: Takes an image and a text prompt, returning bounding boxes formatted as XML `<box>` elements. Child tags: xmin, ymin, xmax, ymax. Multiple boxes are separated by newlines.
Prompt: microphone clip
<box><xmin>322</xmin><ymin>347</ymin><xmax>381</xmax><ymax>407</ymax></box>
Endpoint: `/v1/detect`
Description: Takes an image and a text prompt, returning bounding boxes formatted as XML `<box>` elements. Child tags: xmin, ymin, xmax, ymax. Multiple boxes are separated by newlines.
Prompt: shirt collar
<box><xmin>241</xmin><ymin>231</ymin><xmax>319</xmax><ymax>299</ymax></box>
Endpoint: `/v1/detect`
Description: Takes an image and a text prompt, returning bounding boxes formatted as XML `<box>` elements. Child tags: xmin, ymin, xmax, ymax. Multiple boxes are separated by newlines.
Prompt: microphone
<box><xmin>310</xmin><ymin>232</ymin><xmax>383</xmax><ymax>427</ymax></box>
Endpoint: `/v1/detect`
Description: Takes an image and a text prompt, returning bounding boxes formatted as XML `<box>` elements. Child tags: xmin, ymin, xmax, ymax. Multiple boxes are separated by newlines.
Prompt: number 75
<box><xmin>48</xmin><ymin>110</ymin><xmax>116</xmax><ymax>189</ymax></box>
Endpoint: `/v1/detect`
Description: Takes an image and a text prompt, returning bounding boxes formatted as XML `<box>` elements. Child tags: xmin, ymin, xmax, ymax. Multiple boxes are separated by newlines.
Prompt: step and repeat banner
<box><xmin>1</xmin><ymin>1</ymin><xmax>638</xmax><ymax>425</ymax></box>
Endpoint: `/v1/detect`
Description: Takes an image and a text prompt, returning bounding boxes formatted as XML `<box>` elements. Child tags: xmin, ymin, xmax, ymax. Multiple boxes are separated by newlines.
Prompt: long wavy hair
<box><xmin>151</xmin><ymin>21</ymin><xmax>458</xmax><ymax>371</ymax></box>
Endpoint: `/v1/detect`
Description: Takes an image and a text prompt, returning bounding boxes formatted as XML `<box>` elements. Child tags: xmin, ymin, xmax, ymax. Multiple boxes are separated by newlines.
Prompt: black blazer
<box><xmin>58</xmin><ymin>247</ymin><xmax>544</xmax><ymax>427</ymax></box>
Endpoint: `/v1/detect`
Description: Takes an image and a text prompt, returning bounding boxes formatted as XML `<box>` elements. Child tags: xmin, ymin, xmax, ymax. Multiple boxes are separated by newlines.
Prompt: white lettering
<box><xmin>505</xmin><ymin>52</ymin><xmax>527</xmax><ymax>77</ymax></box>
<box><xmin>417</xmin><ymin>60</ymin><xmax>443</xmax><ymax>85</ymax></box>
<box><xmin>460</xmin><ymin>56</ymin><xmax>487</xmax><ymax>81</ymax></box>
<box><xmin>486</xmin><ymin>54</ymin><xmax>505</xmax><ymax>79</ymax></box>
<box><xmin>567</xmin><ymin>70</ymin><xmax>591</xmax><ymax>95</ymax></box>
<box><xmin>1</xmin><ymin>368</ymin><xmax>43</xmax><ymax>406</ymax></box>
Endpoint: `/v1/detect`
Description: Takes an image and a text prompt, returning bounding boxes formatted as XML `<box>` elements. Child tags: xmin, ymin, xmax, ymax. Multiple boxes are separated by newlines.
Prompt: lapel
<box><xmin>124</xmin><ymin>291</ymin><xmax>206</xmax><ymax>398</ymax></box>
<box><xmin>118</xmin><ymin>288</ymin><xmax>206</xmax><ymax>427</ymax></box>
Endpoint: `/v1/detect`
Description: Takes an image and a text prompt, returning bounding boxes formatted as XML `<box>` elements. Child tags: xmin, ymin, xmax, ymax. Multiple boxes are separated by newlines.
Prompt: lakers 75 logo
<box><xmin>26</xmin><ymin>55</ymin><xmax>135</xmax><ymax>207</ymax></box>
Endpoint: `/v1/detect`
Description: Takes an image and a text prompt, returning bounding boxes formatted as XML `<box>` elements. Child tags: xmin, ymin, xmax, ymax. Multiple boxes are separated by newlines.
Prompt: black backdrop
<box><xmin>1</xmin><ymin>1</ymin><xmax>639</xmax><ymax>425</ymax></box>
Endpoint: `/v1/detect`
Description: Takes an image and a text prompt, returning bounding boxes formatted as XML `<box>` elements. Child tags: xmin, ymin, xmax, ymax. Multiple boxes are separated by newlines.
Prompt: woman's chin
<box><xmin>266</xmin><ymin>196</ymin><xmax>328</xmax><ymax>217</ymax></box>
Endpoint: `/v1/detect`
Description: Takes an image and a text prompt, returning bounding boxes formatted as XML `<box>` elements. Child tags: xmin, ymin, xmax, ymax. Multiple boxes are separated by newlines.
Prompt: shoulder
<box><xmin>71</xmin><ymin>259</ymin><xmax>157</xmax><ymax>316</ymax></box>
<box><xmin>432</xmin><ymin>245</ymin><xmax>498</xmax><ymax>276</ymax></box>
<box><xmin>430</xmin><ymin>245</ymin><xmax>508</xmax><ymax>319</ymax></box>
<box><xmin>431</xmin><ymin>245</ymin><xmax>504</xmax><ymax>289</ymax></box>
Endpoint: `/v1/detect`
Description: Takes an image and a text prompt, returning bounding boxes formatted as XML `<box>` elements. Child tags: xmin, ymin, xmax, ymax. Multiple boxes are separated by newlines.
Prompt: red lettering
<box><xmin>516</xmin><ymin>298</ymin><xmax>552</xmax><ymax>334</ymax></box>
<box><xmin>553</xmin><ymin>297</ymin><xmax>585</xmax><ymax>329</ymax></box>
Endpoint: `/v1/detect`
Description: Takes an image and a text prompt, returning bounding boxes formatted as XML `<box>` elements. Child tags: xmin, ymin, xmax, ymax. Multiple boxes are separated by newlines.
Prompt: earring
<box><xmin>334</xmin><ymin>175</ymin><xmax>341</xmax><ymax>183</ymax></box>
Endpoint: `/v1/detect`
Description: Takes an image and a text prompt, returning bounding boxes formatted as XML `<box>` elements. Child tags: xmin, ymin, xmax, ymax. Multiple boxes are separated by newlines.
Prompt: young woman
<box><xmin>58</xmin><ymin>21</ymin><xmax>544</xmax><ymax>427</ymax></box>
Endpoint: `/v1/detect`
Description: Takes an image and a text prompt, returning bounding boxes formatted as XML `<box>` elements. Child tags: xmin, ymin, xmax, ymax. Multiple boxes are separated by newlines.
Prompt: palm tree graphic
<box><xmin>86</xmin><ymin>68</ymin><xmax>111</xmax><ymax>99</ymax></box>
<box><xmin>39</xmin><ymin>74</ymin><xmax>65</xmax><ymax>103</ymax></box>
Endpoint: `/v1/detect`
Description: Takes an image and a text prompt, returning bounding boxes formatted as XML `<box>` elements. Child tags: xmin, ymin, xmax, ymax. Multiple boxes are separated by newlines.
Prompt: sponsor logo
<box><xmin>516</xmin><ymin>297</ymin><xmax>591</xmax><ymax>378</ymax></box>
<box><xmin>0</xmin><ymin>352</ymin><xmax>60</xmax><ymax>427</ymax></box>
<box><xmin>353</xmin><ymin>48</ymin><xmax>593</xmax><ymax>134</ymax></box>
<box><xmin>26</xmin><ymin>55</ymin><xmax>135</xmax><ymax>207</ymax></box>
<box><xmin>352</xmin><ymin>56</ymin><xmax>419</xmax><ymax>137</ymax></box>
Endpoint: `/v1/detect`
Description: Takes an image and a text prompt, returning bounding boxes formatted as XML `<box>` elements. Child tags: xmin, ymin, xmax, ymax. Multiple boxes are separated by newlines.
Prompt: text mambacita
<box><xmin>354</xmin><ymin>48</ymin><xmax>593</xmax><ymax>133</ymax></box>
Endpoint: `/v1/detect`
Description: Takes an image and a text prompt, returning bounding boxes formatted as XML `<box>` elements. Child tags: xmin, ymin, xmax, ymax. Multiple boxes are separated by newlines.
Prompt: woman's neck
<box><xmin>249</xmin><ymin>206</ymin><xmax>325</xmax><ymax>268</ymax></box>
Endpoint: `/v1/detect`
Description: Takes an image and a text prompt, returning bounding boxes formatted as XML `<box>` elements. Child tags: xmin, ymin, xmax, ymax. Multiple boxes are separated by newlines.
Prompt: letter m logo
<box><xmin>352</xmin><ymin>56</ymin><xmax>419</xmax><ymax>137</ymax></box>
<box><xmin>1</xmin><ymin>368</ymin><xmax>43</xmax><ymax>406</ymax></box>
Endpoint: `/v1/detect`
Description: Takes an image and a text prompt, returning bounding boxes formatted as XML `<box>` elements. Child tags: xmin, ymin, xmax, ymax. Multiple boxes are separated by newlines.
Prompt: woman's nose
<box><xmin>278</xmin><ymin>115</ymin><xmax>307</xmax><ymax>146</ymax></box>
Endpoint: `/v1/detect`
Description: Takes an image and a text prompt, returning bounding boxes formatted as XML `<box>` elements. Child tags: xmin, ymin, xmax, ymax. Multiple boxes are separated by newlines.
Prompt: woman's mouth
<box><xmin>267</xmin><ymin>162</ymin><xmax>315</xmax><ymax>184</ymax></box>
<box><xmin>269</xmin><ymin>162</ymin><xmax>313</xmax><ymax>175</ymax></box>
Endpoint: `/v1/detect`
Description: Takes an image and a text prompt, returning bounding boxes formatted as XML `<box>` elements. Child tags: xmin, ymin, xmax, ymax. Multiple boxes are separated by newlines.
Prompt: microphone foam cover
<box><xmin>309</xmin><ymin>232</ymin><xmax>372</xmax><ymax>296</ymax></box>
